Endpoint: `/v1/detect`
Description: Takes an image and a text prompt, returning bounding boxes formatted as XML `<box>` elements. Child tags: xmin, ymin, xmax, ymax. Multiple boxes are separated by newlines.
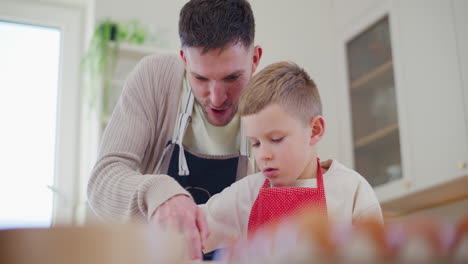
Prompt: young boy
<box><xmin>199</xmin><ymin>61</ymin><xmax>383</xmax><ymax>253</ymax></box>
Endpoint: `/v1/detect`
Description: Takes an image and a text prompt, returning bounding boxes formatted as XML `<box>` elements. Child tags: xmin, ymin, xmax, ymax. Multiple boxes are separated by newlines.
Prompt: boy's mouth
<box><xmin>262</xmin><ymin>167</ymin><xmax>279</xmax><ymax>178</ymax></box>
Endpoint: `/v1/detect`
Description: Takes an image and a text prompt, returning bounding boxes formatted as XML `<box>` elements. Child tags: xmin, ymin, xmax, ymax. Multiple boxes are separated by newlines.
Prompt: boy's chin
<box><xmin>270</xmin><ymin>179</ymin><xmax>292</xmax><ymax>187</ymax></box>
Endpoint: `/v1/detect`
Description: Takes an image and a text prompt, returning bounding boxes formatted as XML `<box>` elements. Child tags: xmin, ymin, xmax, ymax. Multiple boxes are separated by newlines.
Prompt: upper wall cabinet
<box><xmin>335</xmin><ymin>0</ymin><xmax>468</xmax><ymax>214</ymax></box>
<box><xmin>346</xmin><ymin>16</ymin><xmax>401</xmax><ymax>189</ymax></box>
<box><xmin>392</xmin><ymin>0</ymin><xmax>467</xmax><ymax>196</ymax></box>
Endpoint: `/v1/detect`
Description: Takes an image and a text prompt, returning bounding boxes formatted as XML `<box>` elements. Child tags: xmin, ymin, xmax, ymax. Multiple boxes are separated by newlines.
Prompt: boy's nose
<box><xmin>259</xmin><ymin>146</ymin><xmax>273</xmax><ymax>161</ymax></box>
<box><xmin>209</xmin><ymin>82</ymin><xmax>227</xmax><ymax>107</ymax></box>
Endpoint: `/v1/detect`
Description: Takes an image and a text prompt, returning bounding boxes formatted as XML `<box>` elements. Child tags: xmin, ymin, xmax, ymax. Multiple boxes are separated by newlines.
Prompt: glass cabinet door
<box><xmin>346</xmin><ymin>16</ymin><xmax>403</xmax><ymax>187</ymax></box>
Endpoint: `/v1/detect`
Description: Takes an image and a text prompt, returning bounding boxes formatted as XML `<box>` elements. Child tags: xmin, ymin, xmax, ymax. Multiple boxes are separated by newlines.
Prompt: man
<box><xmin>87</xmin><ymin>0</ymin><xmax>262</xmax><ymax>260</ymax></box>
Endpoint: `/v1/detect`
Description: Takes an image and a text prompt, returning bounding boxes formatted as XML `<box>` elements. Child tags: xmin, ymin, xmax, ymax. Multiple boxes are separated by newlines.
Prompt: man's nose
<box><xmin>209</xmin><ymin>82</ymin><xmax>227</xmax><ymax>108</ymax></box>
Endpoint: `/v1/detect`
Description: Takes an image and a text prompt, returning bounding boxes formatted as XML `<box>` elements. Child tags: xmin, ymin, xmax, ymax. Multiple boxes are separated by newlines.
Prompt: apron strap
<box><xmin>239</xmin><ymin>122</ymin><xmax>249</xmax><ymax>157</ymax></box>
<box><xmin>154</xmin><ymin>143</ymin><xmax>173</xmax><ymax>175</ymax></box>
<box><xmin>173</xmin><ymin>86</ymin><xmax>194</xmax><ymax>176</ymax></box>
<box><xmin>316</xmin><ymin>158</ymin><xmax>325</xmax><ymax>192</ymax></box>
<box><xmin>235</xmin><ymin>123</ymin><xmax>250</xmax><ymax>180</ymax></box>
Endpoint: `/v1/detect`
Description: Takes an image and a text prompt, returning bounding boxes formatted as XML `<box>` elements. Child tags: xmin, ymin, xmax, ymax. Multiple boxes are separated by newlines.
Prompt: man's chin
<box><xmin>206</xmin><ymin>115</ymin><xmax>234</xmax><ymax>126</ymax></box>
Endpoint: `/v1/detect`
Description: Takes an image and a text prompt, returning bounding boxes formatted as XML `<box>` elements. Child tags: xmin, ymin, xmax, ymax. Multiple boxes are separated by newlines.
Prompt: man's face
<box><xmin>243</xmin><ymin>103</ymin><xmax>324</xmax><ymax>187</ymax></box>
<box><xmin>180</xmin><ymin>43</ymin><xmax>262</xmax><ymax>126</ymax></box>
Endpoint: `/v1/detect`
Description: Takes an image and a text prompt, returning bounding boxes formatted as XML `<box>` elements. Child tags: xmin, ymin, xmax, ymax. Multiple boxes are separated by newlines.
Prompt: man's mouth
<box><xmin>211</xmin><ymin>107</ymin><xmax>227</xmax><ymax>112</ymax></box>
<box><xmin>209</xmin><ymin>106</ymin><xmax>229</xmax><ymax>115</ymax></box>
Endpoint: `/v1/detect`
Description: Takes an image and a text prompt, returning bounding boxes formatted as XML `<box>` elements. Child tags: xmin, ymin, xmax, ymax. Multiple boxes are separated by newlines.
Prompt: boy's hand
<box><xmin>151</xmin><ymin>194</ymin><xmax>210</xmax><ymax>260</ymax></box>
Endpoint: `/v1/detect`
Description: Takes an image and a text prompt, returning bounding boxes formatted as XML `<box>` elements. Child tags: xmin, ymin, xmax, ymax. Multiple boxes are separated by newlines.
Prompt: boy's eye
<box><xmin>271</xmin><ymin>137</ymin><xmax>284</xmax><ymax>143</ymax></box>
<box><xmin>195</xmin><ymin>76</ymin><xmax>208</xmax><ymax>81</ymax></box>
<box><xmin>251</xmin><ymin>142</ymin><xmax>260</xmax><ymax>148</ymax></box>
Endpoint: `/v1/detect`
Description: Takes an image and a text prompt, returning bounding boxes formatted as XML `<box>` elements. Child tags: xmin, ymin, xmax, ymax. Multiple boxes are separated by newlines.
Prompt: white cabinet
<box><xmin>335</xmin><ymin>0</ymin><xmax>468</xmax><ymax>215</ymax></box>
<box><xmin>392</xmin><ymin>0</ymin><xmax>467</xmax><ymax>194</ymax></box>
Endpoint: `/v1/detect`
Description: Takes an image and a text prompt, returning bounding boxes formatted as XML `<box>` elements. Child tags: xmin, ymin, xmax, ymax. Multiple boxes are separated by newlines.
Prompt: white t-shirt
<box><xmin>200</xmin><ymin>159</ymin><xmax>383</xmax><ymax>252</ymax></box>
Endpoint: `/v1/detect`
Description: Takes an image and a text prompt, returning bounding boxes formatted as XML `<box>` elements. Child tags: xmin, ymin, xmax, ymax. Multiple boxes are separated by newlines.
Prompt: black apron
<box><xmin>153</xmin><ymin>86</ymin><xmax>249</xmax><ymax>204</ymax></box>
<box><xmin>153</xmin><ymin>85</ymin><xmax>249</xmax><ymax>260</ymax></box>
<box><xmin>167</xmin><ymin>144</ymin><xmax>241</xmax><ymax>204</ymax></box>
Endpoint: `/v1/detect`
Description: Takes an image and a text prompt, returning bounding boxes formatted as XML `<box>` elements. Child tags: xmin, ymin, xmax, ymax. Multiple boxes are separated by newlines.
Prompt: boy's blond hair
<box><xmin>239</xmin><ymin>61</ymin><xmax>322</xmax><ymax>125</ymax></box>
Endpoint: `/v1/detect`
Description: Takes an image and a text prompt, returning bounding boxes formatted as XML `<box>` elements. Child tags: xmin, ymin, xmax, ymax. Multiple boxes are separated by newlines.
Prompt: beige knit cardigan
<box><xmin>87</xmin><ymin>54</ymin><xmax>192</xmax><ymax>222</ymax></box>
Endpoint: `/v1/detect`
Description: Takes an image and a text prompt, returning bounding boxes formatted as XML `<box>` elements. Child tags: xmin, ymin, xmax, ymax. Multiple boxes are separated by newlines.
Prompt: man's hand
<box><xmin>151</xmin><ymin>194</ymin><xmax>209</xmax><ymax>260</ymax></box>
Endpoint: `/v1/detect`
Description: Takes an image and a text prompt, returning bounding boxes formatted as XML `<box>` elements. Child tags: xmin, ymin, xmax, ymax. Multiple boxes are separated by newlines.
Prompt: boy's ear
<box><xmin>309</xmin><ymin>115</ymin><xmax>325</xmax><ymax>145</ymax></box>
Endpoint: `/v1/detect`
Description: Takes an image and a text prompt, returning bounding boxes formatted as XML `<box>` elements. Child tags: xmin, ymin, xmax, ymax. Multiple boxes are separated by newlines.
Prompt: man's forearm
<box><xmin>87</xmin><ymin>156</ymin><xmax>190</xmax><ymax>222</ymax></box>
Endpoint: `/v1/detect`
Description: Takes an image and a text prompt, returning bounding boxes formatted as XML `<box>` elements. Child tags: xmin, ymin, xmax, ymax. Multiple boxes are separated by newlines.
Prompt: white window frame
<box><xmin>0</xmin><ymin>1</ymin><xmax>82</xmax><ymax>225</ymax></box>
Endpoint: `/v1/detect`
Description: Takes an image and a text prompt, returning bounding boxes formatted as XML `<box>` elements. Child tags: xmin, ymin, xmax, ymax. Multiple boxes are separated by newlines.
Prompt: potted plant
<box><xmin>81</xmin><ymin>19</ymin><xmax>150</xmax><ymax>120</ymax></box>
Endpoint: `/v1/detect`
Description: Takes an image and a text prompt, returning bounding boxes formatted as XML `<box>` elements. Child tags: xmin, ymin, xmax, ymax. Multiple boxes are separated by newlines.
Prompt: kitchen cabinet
<box><xmin>335</xmin><ymin>0</ymin><xmax>468</xmax><ymax>215</ymax></box>
<box><xmin>345</xmin><ymin>16</ymin><xmax>401</xmax><ymax>189</ymax></box>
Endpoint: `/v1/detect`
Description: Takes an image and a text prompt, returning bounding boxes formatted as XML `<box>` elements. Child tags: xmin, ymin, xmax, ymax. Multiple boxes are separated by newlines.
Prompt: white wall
<box><xmin>95</xmin><ymin>0</ymin><xmax>186</xmax><ymax>51</ymax></box>
<box><xmin>252</xmin><ymin>0</ymin><xmax>340</xmax><ymax>161</ymax></box>
<box><xmin>13</xmin><ymin>0</ymin><xmax>88</xmax><ymax>5</ymax></box>
<box><xmin>94</xmin><ymin>0</ymin><xmax>341</xmax><ymax>160</ymax></box>
<box><xmin>12</xmin><ymin>0</ymin><xmax>93</xmax><ymax>38</ymax></box>
<box><xmin>332</xmin><ymin>0</ymin><xmax>385</xmax><ymax>32</ymax></box>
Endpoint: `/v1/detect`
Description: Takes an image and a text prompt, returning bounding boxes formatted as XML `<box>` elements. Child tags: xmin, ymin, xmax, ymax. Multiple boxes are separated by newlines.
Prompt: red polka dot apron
<box><xmin>247</xmin><ymin>158</ymin><xmax>327</xmax><ymax>236</ymax></box>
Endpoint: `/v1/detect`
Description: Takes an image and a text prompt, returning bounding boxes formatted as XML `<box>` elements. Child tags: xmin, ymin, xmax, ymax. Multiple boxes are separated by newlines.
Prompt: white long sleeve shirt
<box><xmin>200</xmin><ymin>159</ymin><xmax>383</xmax><ymax>252</ymax></box>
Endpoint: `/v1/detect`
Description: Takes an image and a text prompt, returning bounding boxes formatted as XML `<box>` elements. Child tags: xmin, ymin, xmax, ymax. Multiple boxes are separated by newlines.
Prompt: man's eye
<box><xmin>225</xmin><ymin>75</ymin><xmax>239</xmax><ymax>81</ymax></box>
<box><xmin>195</xmin><ymin>76</ymin><xmax>208</xmax><ymax>81</ymax></box>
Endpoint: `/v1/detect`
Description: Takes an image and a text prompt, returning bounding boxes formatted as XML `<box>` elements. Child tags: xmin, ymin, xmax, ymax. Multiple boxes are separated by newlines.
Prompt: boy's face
<box><xmin>180</xmin><ymin>42</ymin><xmax>262</xmax><ymax>126</ymax></box>
<box><xmin>243</xmin><ymin>103</ymin><xmax>324</xmax><ymax>187</ymax></box>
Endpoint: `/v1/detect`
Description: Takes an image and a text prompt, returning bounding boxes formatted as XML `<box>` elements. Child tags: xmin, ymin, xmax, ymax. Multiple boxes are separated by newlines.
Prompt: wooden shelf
<box><xmin>351</xmin><ymin>60</ymin><xmax>393</xmax><ymax>89</ymax></box>
<box><xmin>354</xmin><ymin>123</ymin><xmax>399</xmax><ymax>149</ymax></box>
<box><xmin>109</xmin><ymin>42</ymin><xmax>174</xmax><ymax>56</ymax></box>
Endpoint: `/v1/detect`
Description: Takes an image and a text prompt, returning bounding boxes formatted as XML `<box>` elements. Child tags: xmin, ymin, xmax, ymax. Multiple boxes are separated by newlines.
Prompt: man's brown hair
<box><xmin>179</xmin><ymin>0</ymin><xmax>255</xmax><ymax>53</ymax></box>
<box><xmin>239</xmin><ymin>61</ymin><xmax>322</xmax><ymax>125</ymax></box>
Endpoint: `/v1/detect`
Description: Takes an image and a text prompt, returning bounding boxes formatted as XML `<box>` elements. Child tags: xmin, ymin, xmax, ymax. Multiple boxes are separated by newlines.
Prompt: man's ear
<box><xmin>309</xmin><ymin>115</ymin><xmax>325</xmax><ymax>145</ymax></box>
<box><xmin>180</xmin><ymin>48</ymin><xmax>187</xmax><ymax>66</ymax></box>
<box><xmin>251</xmin><ymin>45</ymin><xmax>263</xmax><ymax>73</ymax></box>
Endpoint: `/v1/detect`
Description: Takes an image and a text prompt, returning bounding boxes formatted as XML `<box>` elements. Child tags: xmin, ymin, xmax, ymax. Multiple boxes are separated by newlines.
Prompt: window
<box><xmin>0</xmin><ymin>2</ymin><xmax>82</xmax><ymax>228</ymax></box>
<box><xmin>0</xmin><ymin>21</ymin><xmax>61</xmax><ymax>228</ymax></box>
